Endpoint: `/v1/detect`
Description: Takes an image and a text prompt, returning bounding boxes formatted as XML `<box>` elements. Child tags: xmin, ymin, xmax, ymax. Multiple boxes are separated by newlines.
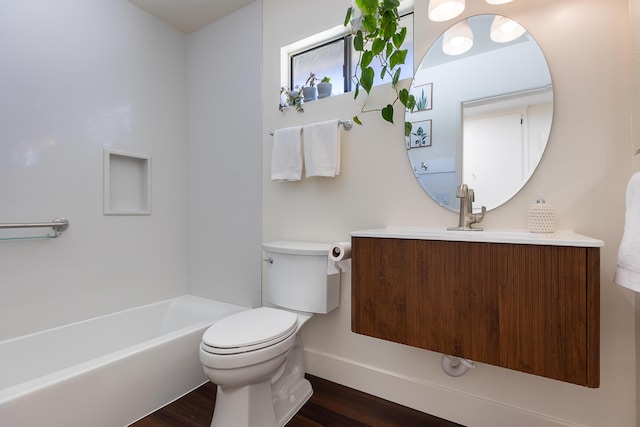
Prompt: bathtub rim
<box><xmin>0</xmin><ymin>294</ymin><xmax>248</xmax><ymax>405</ymax></box>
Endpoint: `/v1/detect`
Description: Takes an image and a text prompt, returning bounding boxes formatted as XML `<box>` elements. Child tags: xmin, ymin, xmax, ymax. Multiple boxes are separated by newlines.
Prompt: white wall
<box><xmin>263</xmin><ymin>0</ymin><xmax>635</xmax><ymax>425</ymax></box>
<box><xmin>186</xmin><ymin>1</ymin><xmax>262</xmax><ymax>308</ymax></box>
<box><xmin>0</xmin><ymin>0</ymin><xmax>189</xmax><ymax>340</ymax></box>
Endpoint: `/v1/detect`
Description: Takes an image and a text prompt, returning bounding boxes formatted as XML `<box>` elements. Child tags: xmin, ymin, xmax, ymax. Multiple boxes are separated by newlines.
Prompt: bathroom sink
<box><xmin>350</xmin><ymin>227</ymin><xmax>604</xmax><ymax>247</ymax></box>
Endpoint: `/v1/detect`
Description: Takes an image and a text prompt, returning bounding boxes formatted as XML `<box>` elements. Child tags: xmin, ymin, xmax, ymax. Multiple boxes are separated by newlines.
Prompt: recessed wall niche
<box><xmin>103</xmin><ymin>149</ymin><xmax>151</xmax><ymax>215</ymax></box>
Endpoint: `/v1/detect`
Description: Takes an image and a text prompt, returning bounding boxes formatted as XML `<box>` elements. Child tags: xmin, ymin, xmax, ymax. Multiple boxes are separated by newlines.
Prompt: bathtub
<box><xmin>0</xmin><ymin>294</ymin><xmax>247</xmax><ymax>427</ymax></box>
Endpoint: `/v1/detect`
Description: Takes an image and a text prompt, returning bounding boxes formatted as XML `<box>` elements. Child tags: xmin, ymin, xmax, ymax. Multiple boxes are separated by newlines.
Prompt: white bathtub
<box><xmin>0</xmin><ymin>294</ymin><xmax>247</xmax><ymax>427</ymax></box>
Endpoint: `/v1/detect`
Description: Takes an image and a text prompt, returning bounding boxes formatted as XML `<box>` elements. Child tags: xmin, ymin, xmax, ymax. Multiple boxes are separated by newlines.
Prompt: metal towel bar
<box><xmin>0</xmin><ymin>217</ymin><xmax>69</xmax><ymax>238</ymax></box>
<box><xmin>270</xmin><ymin>119</ymin><xmax>353</xmax><ymax>136</ymax></box>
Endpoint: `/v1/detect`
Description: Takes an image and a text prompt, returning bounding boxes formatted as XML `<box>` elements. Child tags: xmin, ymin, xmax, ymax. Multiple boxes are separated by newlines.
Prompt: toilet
<box><xmin>199</xmin><ymin>241</ymin><xmax>341</xmax><ymax>427</ymax></box>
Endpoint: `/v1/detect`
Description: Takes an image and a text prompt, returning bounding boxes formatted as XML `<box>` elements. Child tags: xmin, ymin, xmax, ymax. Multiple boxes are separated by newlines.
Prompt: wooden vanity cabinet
<box><xmin>351</xmin><ymin>236</ymin><xmax>600</xmax><ymax>387</ymax></box>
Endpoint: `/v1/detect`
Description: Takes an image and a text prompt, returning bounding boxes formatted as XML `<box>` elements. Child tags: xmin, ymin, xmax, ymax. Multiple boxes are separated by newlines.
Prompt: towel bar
<box><xmin>0</xmin><ymin>217</ymin><xmax>69</xmax><ymax>239</ymax></box>
<box><xmin>270</xmin><ymin>119</ymin><xmax>353</xmax><ymax>136</ymax></box>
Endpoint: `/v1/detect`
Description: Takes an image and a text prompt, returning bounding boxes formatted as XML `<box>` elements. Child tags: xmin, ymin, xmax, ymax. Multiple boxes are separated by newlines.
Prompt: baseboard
<box><xmin>304</xmin><ymin>347</ymin><xmax>584</xmax><ymax>427</ymax></box>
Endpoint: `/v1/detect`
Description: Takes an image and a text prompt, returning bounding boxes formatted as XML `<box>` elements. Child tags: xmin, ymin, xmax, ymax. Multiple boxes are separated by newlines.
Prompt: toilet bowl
<box><xmin>199</xmin><ymin>241</ymin><xmax>341</xmax><ymax>427</ymax></box>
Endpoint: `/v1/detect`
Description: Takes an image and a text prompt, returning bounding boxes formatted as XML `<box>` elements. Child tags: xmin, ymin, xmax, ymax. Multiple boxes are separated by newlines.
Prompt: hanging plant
<box><xmin>344</xmin><ymin>0</ymin><xmax>415</xmax><ymax>136</ymax></box>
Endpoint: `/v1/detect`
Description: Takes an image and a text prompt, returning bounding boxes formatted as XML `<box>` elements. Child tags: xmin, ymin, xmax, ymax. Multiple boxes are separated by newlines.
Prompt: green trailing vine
<box><xmin>344</xmin><ymin>0</ymin><xmax>415</xmax><ymax>136</ymax></box>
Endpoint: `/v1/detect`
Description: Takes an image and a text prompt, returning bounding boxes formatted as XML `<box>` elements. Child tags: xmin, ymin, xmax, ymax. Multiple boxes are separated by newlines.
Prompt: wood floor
<box><xmin>131</xmin><ymin>375</ymin><xmax>465</xmax><ymax>427</ymax></box>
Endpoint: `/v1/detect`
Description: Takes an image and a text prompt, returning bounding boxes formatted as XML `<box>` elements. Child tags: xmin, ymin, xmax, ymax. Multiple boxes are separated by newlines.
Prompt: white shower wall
<box><xmin>0</xmin><ymin>0</ymin><xmax>190</xmax><ymax>340</ymax></box>
<box><xmin>186</xmin><ymin>1</ymin><xmax>262</xmax><ymax>308</ymax></box>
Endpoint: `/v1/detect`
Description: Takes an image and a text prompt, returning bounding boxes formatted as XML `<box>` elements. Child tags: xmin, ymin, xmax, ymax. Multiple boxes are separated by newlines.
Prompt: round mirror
<box><xmin>405</xmin><ymin>14</ymin><xmax>553</xmax><ymax>212</ymax></box>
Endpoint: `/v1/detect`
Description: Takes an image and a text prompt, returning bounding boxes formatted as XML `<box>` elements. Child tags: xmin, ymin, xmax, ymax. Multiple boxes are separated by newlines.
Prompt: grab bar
<box><xmin>0</xmin><ymin>217</ymin><xmax>69</xmax><ymax>239</ymax></box>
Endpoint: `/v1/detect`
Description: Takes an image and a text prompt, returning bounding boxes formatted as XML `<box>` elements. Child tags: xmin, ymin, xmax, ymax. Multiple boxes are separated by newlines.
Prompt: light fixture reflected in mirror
<box><xmin>490</xmin><ymin>15</ymin><xmax>526</xmax><ymax>43</ymax></box>
<box><xmin>442</xmin><ymin>19</ymin><xmax>473</xmax><ymax>55</ymax></box>
<box><xmin>485</xmin><ymin>0</ymin><xmax>513</xmax><ymax>4</ymax></box>
<box><xmin>428</xmin><ymin>0</ymin><xmax>465</xmax><ymax>22</ymax></box>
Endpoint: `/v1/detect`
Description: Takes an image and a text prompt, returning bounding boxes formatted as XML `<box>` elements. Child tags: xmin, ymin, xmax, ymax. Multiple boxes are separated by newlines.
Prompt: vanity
<box><xmin>350</xmin><ymin>227</ymin><xmax>603</xmax><ymax>387</ymax></box>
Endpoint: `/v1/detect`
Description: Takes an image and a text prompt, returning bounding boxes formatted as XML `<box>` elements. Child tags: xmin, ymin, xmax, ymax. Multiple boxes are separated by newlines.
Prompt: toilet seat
<box><xmin>202</xmin><ymin>307</ymin><xmax>298</xmax><ymax>355</ymax></box>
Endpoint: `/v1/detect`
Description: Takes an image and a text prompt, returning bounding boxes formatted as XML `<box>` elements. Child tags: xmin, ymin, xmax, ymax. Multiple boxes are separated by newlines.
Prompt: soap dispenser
<box><xmin>527</xmin><ymin>199</ymin><xmax>557</xmax><ymax>233</ymax></box>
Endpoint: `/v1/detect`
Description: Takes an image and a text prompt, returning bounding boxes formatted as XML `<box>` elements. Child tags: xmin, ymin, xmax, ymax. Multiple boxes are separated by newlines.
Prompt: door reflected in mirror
<box><xmin>406</xmin><ymin>14</ymin><xmax>552</xmax><ymax>212</ymax></box>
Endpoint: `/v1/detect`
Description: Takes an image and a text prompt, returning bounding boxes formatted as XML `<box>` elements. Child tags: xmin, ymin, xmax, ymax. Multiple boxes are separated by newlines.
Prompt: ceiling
<box><xmin>128</xmin><ymin>0</ymin><xmax>255</xmax><ymax>34</ymax></box>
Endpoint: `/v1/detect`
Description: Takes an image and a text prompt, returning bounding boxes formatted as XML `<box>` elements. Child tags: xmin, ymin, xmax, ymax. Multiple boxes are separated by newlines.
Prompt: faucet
<box><xmin>447</xmin><ymin>184</ymin><xmax>486</xmax><ymax>231</ymax></box>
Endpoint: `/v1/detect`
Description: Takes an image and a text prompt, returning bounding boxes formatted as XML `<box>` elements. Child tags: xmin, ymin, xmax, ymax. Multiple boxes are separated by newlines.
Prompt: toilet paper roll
<box><xmin>329</xmin><ymin>242</ymin><xmax>351</xmax><ymax>262</ymax></box>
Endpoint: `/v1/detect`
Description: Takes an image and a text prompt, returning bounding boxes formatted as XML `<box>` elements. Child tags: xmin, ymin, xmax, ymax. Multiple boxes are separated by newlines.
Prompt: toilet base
<box><xmin>209</xmin><ymin>376</ymin><xmax>312</xmax><ymax>427</ymax></box>
<box><xmin>208</xmin><ymin>336</ymin><xmax>312</xmax><ymax>427</ymax></box>
<box><xmin>271</xmin><ymin>334</ymin><xmax>312</xmax><ymax>425</ymax></box>
<box><xmin>210</xmin><ymin>380</ymin><xmax>274</xmax><ymax>427</ymax></box>
<box><xmin>274</xmin><ymin>377</ymin><xmax>312</xmax><ymax>426</ymax></box>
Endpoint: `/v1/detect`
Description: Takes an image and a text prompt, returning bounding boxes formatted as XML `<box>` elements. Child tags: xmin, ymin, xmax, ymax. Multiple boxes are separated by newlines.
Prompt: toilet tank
<box><xmin>262</xmin><ymin>241</ymin><xmax>340</xmax><ymax>314</ymax></box>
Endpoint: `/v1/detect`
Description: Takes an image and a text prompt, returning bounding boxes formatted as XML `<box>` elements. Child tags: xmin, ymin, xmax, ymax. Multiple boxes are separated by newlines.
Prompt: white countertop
<box><xmin>351</xmin><ymin>227</ymin><xmax>604</xmax><ymax>247</ymax></box>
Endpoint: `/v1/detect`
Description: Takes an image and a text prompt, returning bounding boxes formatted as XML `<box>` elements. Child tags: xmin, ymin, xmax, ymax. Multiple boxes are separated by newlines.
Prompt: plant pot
<box><xmin>317</xmin><ymin>82</ymin><xmax>332</xmax><ymax>99</ymax></box>
<box><xmin>302</xmin><ymin>86</ymin><xmax>317</xmax><ymax>102</ymax></box>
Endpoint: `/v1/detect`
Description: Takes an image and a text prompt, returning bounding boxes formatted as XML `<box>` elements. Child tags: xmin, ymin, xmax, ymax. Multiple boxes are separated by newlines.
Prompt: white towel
<box><xmin>615</xmin><ymin>172</ymin><xmax>640</xmax><ymax>292</ymax></box>
<box><xmin>303</xmin><ymin>119</ymin><xmax>341</xmax><ymax>178</ymax></box>
<box><xmin>271</xmin><ymin>126</ymin><xmax>302</xmax><ymax>181</ymax></box>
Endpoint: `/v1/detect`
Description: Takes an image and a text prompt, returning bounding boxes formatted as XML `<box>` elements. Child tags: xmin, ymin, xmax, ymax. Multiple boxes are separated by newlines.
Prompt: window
<box><xmin>289</xmin><ymin>13</ymin><xmax>413</xmax><ymax>97</ymax></box>
<box><xmin>291</xmin><ymin>38</ymin><xmax>349</xmax><ymax>94</ymax></box>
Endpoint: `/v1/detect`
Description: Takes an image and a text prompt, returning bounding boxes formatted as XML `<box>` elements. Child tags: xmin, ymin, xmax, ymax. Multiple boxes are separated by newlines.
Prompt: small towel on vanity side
<box><xmin>303</xmin><ymin>119</ymin><xmax>341</xmax><ymax>178</ymax></box>
<box><xmin>271</xmin><ymin>126</ymin><xmax>302</xmax><ymax>181</ymax></box>
<box><xmin>615</xmin><ymin>172</ymin><xmax>640</xmax><ymax>292</ymax></box>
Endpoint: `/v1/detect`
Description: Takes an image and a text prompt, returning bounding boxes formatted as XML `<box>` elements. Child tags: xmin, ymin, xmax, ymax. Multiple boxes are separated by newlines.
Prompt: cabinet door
<box><xmin>351</xmin><ymin>237</ymin><xmax>600</xmax><ymax>387</ymax></box>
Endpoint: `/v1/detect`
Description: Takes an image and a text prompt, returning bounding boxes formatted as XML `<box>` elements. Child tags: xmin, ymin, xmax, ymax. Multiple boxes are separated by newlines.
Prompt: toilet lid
<box><xmin>202</xmin><ymin>307</ymin><xmax>298</xmax><ymax>354</ymax></box>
